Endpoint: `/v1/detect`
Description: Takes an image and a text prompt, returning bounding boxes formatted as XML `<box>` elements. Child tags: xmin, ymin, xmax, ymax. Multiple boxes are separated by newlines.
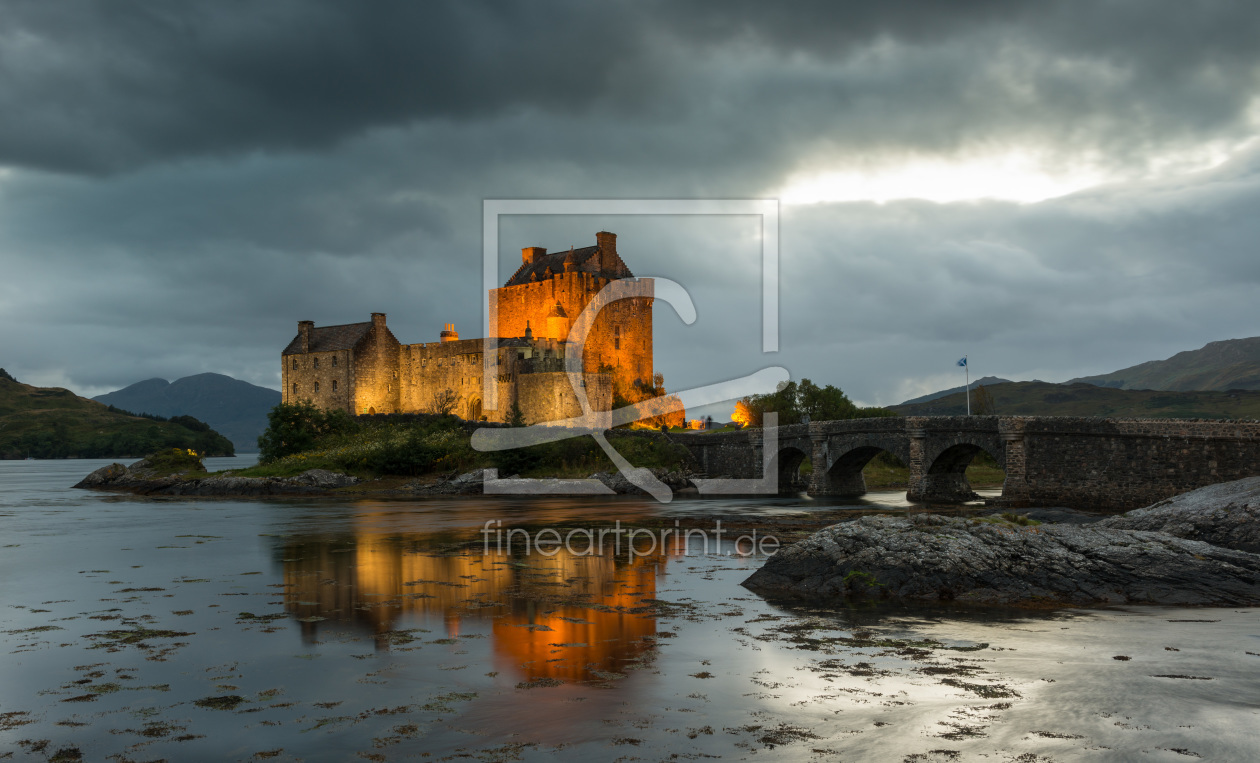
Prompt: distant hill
<box><xmin>1069</xmin><ymin>337</ymin><xmax>1260</xmax><ymax>392</ymax></box>
<box><xmin>94</xmin><ymin>373</ymin><xmax>280</xmax><ymax>452</ymax></box>
<box><xmin>897</xmin><ymin>376</ymin><xmax>1013</xmax><ymax>406</ymax></box>
<box><xmin>891</xmin><ymin>380</ymin><xmax>1260</xmax><ymax>419</ymax></box>
<box><xmin>0</xmin><ymin>370</ymin><xmax>234</xmax><ymax>458</ymax></box>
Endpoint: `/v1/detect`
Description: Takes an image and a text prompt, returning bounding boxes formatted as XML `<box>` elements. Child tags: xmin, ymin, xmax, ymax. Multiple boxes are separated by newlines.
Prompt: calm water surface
<box><xmin>1</xmin><ymin>458</ymin><xmax>1258</xmax><ymax>761</ymax></box>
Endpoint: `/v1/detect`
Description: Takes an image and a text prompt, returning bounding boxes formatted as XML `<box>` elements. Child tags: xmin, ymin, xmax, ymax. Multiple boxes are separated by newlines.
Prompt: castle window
<box><xmin>291</xmin><ymin>358</ymin><xmax>297</xmax><ymax>370</ymax></box>
<box><xmin>387</xmin><ymin>383</ymin><xmax>391</xmax><ymax>393</ymax></box>
<box><xmin>292</xmin><ymin>382</ymin><xmax>297</xmax><ymax>395</ymax></box>
<box><xmin>314</xmin><ymin>381</ymin><xmax>320</xmax><ymax>393</ymax></box>
<box><xmin>313</xmin><ymin>357</ymin><xmax>319</xmax><ymax>369</ymax></box>
<box><xmin>332</xmin><ymin>380</ymin><xmax>337</xmax><ymax>392</ymax></box>
<box><xmin>332</xmin><ymin>356</ymin><xmax>338</xmax><ymax>368</ymax></box>
<box><xmin>614</xmin><ymin>325</ymin><xmax>621</xmax><ymax>350</ymax></box>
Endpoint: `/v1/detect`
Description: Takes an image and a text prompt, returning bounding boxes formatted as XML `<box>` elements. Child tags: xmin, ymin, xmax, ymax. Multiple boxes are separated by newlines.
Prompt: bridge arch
<box><xmin>770</xmin><ymin>445</ymin><xmax>810</xmax><ymax>495</ymax></box>
<box><xmin>816</xmin><ymin>435</ymin><xmax>913</xmax><ymax>497</ymax></box>
<box><xmin>912</xmin><ymin>434</ymin><xmax>1006</xmax><ymax>504</ymax></box>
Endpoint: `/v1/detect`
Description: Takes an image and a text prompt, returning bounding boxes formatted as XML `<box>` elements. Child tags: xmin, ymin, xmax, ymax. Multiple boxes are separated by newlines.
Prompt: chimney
<box><xmin>522</xmin><ymin>246</ymin><xmax>547</xmax><ymax>265</ymax></box>
<box><xmin>371</xmin><ymin>312</ymin><xmax>386</xmax><ymax>330</ymax></box>
<box><xmin>524</xmin><ymin>320</ymin><xmax>533</xmax><ymax>341</ymax></box>
<box><xmin>596</xmin><ymin>231</ymin><xmax>617</xmax><ymax>272</ymax></box>
<box><xmin>440</xmin><ymin>322</ymin><xmax>459</xmax><ymax>342</ymax></box>
<box><xmin>298</xmin><ymin>320</ymin><xmax>314</xmax><ymax>353</ymax></box>
<box><xmin>595</xmin><ymin>231</ymin><xmax>617</xmax><ymax>255</ymax></box>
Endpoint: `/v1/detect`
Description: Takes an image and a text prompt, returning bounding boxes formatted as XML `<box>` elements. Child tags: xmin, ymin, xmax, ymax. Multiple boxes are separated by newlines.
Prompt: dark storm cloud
<box><xmin>3</xmin><ymin>0</ymin><xmax>1258</xmax><ymax>177</ymax></box>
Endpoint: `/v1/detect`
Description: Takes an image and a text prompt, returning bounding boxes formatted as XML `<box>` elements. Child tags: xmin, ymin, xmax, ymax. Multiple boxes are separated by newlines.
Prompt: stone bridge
<box><xmin>677</xmin><ymin>416</ymin><xmax>1260</xmax><ymax>511</ymax></box>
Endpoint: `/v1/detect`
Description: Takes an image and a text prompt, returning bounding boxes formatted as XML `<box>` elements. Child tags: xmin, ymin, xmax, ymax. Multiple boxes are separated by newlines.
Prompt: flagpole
<box><xmin>965</xmin><ymin>355</ymin><xmax>971</xmax><ymax>416</ymax></box>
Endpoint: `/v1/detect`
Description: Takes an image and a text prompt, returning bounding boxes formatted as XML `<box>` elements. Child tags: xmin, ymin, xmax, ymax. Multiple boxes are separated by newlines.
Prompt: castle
<box><xmin>281</xmin><ymin>232</ymin><xmax>683</xmax><ymax>426</ymax></box>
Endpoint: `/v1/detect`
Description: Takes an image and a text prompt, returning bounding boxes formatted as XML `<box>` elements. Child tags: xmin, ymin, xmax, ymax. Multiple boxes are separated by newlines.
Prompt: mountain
<box><xmin>94</xmin><ymin>373</ymin><xmax>280</xmax><ymax>452</ymax></box>
<box><xmin>0</xmin><ymin>370</ymin><xmax>234</xmax><ymax>458</ymax></box>
<box><xmin>1069</xmin><ymin>337</ymin><xmax>1260</xmax><ymax>392</ymax></box>
<box><xmin>891</xmin><ymin>380</ymin><xmax>1260</xmax><ymax>419</ymax></box>
<box><xmin>897</xmin><ymin>376</ymin><xmax>1013</xmax><ymax>406</ymax></box>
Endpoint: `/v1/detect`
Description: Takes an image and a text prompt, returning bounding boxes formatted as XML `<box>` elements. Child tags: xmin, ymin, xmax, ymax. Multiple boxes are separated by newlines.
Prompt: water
<box><xmin>1</xmin><ymin>459</ymin><xmax>1258</xmax><ymax>761</ymax></box>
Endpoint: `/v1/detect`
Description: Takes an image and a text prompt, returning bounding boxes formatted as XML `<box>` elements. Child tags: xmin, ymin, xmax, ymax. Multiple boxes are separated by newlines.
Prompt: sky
<box><xmin>3</xmin><ymin>0</ymin><xmax>1260</xmax><ymax>419</ymax></box>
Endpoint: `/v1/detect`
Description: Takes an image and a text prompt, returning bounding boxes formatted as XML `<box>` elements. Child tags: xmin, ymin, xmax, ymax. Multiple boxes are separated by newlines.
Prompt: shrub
<box><xmin>257</xmin><ymin>401</ymin><xmax>355</xmax><ymax>463</ymax></box>
<box><xmin>142</xmin><ymin>447</ymin><xmax>206</xmax><ymax>474</ymax></box>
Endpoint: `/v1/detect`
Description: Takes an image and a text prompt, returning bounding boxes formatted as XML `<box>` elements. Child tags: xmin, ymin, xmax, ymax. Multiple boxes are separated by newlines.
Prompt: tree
<box><xmin>973</xmin><ymin>384</ymin><xmax>997</xmax><ymax>416</ymax></box>
<box><xmin>797</xmin><ymin>378</ymin><xmax>858</xmax><ymax>421</ymax></box>
<box><xmin>257</xmin><ymin>401</ymin><xmax>354</xmax><ymax>463</ymax></box>
<box><xmin>734</xmin><ymin>378</ymin><xmax>893</xmax><ymax>427</ymax></box>
<box><xmin>506</xmin><ymin>400</ymin><xmax>526</xmax><ymax>427</ymax></box>
<box><xmin>429</xmin><ymin>388</ymin><xmax>458</xmax><ymax>416</ymax></box>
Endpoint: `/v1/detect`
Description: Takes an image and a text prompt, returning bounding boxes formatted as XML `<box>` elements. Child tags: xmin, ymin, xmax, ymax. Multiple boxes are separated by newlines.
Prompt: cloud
<box><xmin>3</xmin><ymin>2</ymin><xmax>1260</xmax><ymax>419</ymax></box>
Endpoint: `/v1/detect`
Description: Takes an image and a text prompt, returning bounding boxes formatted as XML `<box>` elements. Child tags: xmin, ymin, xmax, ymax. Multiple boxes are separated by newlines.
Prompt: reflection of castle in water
<box><xmin>281</xmin><ymin>532</ymin><xmax>678</xmax><ymax>682</ymax></box>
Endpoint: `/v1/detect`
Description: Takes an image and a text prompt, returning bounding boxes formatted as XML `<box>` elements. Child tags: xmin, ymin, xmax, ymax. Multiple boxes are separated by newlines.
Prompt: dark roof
<box><xmin>503</xmin><ymin>244</ymin><xmax>633</xmax><ymax>287</ymax></box>
<box><xmin>282</xmin><ymin>322</ymin><xmax>372</xmax><ymax>355</ymax></box>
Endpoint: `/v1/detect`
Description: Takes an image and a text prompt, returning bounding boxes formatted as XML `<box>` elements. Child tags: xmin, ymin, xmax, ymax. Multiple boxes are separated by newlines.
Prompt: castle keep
<box><xmin>281</xmin><ymin>232</ymin><xmax>682</xmax><ymax>426</ymax></box>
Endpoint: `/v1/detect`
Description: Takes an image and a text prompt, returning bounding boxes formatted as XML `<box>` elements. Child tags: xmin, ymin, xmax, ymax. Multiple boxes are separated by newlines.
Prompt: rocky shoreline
<box><xmin>74</xmin><ymin>459</ymin><xmax>698</xmax><ymax>497</ymax></box>
<box><xmin>744</xmin><ymin>477</ymin><xmax>1260</xmax><ymax>607</ymax></box>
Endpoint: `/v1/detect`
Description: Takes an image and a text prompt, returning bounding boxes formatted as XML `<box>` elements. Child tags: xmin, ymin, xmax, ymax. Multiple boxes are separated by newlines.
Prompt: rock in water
<box><xmin>74</xmin><ymin>461</ymin><xmax>359</xmax><ymax>496</ymax></box>
<box><xmin>742</xmin><ymin>514</ymin><xmax>1260</xmax><ymax>607</ymax></box>
<box><xmin>1098</xmin><ymin>476</ymin><xmax>1260</xmax><ymax>553</ymax></box>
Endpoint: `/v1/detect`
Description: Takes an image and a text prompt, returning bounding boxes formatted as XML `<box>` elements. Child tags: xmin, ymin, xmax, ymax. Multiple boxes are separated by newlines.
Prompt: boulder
<box><xmin>742</xmin><ymin>513</ymin><xmax>1260</xmax><ymax>607</ymax></box>
<box><xmin>1097</xmin><ymin>476</ymin><xmax>1260</xmax><ymax>553</ymax></box>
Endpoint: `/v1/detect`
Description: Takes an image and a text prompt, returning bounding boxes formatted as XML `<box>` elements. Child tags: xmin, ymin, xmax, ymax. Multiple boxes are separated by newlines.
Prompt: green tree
<box><xmin>737</xmin><ymin>378</ymin><xmax>897</xmax><ymax>427</ymax></box>
<box><xmin>506</xmin><ymin>400</ymin><xmax>526</xmax><ymax>427</ymax></box>
<box><xmin>257</xmin><ymin>401</ymin><xmax>354</xmax><ymax>463</ymax></box>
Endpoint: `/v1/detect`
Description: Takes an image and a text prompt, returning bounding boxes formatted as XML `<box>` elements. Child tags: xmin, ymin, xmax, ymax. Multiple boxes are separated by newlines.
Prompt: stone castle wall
<box><xmin>282</xmin><ymin>348</ymin><xmax>353</xmax><ymax>411</ymax></box>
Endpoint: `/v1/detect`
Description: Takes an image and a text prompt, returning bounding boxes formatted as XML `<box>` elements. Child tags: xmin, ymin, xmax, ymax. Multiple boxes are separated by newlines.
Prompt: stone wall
<box><xmin>514</xmin><ymin>371</ymin><xmax>613</xmax><ymax>425</ymax></box>
<box><xmin>1014</xmin><ymin>417</ymin><xmax>1260</xmax><ymax>510</ymax></box>
<box><xmin>282</xmin><ymin>348</ymin><xmax>353</xmax><ymax>411</ymax></box>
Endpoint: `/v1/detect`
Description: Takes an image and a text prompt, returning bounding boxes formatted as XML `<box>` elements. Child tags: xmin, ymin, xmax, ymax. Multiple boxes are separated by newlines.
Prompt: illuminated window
<box><xmin>314</xmin><ymin>381</ymin><xmax>320</xmax><ymax>393</ymax></box>
<box><xmin>614</xmin><ymin>325</ymin><xmax>621</xmax><ymax>350</ymax></box>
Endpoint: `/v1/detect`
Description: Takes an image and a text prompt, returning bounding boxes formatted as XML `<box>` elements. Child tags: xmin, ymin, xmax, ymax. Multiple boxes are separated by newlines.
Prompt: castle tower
<box><xmin>491</xmin><ymin>231</ymin><xmax>651</xmax><ymax>401</ymax></box>
<box><xmin>439</xmin><ymin>323</ymin><xmax>459</xmax><ymax>342</ymax></box>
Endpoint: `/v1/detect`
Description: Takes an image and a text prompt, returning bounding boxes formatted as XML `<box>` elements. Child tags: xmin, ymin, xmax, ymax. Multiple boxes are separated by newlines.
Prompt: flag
<box><xmin>957</xmin><ymin>357</ymin><xmax>967</xmax><ymax>367</ymax></box>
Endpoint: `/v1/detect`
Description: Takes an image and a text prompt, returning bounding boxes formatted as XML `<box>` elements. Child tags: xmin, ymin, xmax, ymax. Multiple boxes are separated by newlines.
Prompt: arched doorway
<box><xmin>467</xmin><ymin>397</ymin><xmax>483</xmax><ymax>422</ymax></box>
<box><xmin>368</xmin><ymin>407</ymin><xmax>376</xmax><ymax>415</ymax></box>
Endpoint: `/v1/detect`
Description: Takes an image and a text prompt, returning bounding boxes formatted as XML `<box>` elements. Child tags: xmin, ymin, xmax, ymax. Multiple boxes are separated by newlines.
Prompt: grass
<box><xmin>234</xmin><ymin>416</ymin><xmax>694</xmax><ymax>481</ymax></box>
<box><xmin>861</xmin><ymin>455</ymin><xmax>1006</xmax><ymax>490</ymax></box>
